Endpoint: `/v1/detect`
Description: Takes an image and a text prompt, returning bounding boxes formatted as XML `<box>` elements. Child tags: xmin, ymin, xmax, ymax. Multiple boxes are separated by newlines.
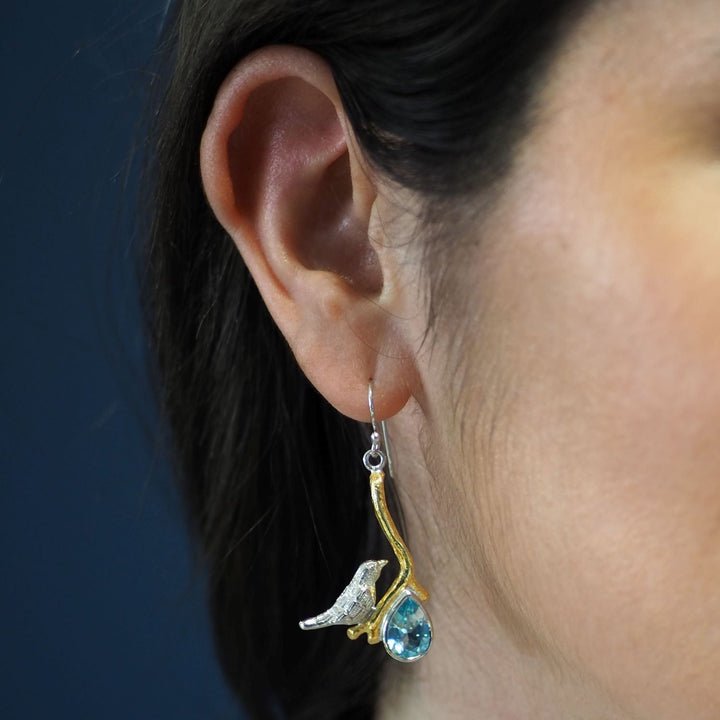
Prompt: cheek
<box><xmin>473</xmin><ymin>161</ymin><xmax>720</xmax><ymax>716</ymax></box>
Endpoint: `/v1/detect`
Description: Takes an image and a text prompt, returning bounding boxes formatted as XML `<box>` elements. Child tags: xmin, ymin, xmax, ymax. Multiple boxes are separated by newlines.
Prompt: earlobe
<box><xmin>199</xmin><ymin>46</ymin><xmax>414</xmax><ymax>421</ymax></box>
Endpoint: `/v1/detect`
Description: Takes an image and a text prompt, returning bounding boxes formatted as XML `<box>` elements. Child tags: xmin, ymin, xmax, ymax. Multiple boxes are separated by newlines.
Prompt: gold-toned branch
<box><xmin>348</xmin><ymin>470</ymin><xmax>428</xmax><ymax>644</ymax></box>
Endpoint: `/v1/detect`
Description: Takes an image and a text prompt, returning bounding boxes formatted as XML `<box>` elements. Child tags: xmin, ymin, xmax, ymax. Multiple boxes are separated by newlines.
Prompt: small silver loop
<box><xmin>363</xmin><ymin>448</ymin><xmax>386</xmax><ymax>472</ymax></box>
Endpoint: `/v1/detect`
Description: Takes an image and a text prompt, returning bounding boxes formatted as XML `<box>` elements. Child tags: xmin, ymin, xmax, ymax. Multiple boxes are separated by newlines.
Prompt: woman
<box><xmin>141</xmin><ymin>1</ymin><xmax>720</xmax><ymax>718</ymax></box>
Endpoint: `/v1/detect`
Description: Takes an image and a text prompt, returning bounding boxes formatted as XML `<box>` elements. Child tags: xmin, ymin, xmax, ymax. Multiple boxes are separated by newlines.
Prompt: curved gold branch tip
<box><xmin>346</xmin><ymin>469</ymin><xmax>430</xmax><ymax>643</ymax></box>
<box><xmin>299</xmin><ymin>381</ymin><xmax>433</xmax><ymax>662</ymax></box>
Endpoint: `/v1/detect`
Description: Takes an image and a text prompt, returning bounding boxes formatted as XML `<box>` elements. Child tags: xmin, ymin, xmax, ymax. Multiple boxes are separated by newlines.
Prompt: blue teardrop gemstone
<box><xmin>382</xmin><ymin>593</ymin><xmax>432</xmax><ymax>662</ymax></box>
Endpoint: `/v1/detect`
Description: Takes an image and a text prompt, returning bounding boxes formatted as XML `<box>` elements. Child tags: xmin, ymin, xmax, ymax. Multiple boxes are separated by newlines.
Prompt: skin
<box><xmin>385</xmin><ymin>2</ymin><xmax>720</xmax><ymax>718</ymax></box>
<box><xmin>200</xmin><ymin>1</ymin><xmax>720</xmax><ymax>717</ymax></box>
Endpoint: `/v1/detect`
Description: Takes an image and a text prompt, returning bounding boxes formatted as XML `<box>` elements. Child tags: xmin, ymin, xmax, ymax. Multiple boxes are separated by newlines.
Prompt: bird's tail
<box><xmin>299</xmin><ymin>609</ymin><xmax>334</xmax><ymax>630</ymax></box>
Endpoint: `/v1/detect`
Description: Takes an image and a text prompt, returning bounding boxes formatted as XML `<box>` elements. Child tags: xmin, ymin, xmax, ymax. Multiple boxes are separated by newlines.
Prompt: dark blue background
<box><xmin>1</xmin><ymin>2</ymin><xmax>239</xmax><ymax>717</ymax></box>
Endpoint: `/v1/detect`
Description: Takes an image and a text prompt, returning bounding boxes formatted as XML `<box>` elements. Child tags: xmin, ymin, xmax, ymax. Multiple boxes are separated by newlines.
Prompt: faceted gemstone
<box><xmin>382</xmin><ymin>593</ymin><xmax>432</xmax><ymax>661</ymax></box>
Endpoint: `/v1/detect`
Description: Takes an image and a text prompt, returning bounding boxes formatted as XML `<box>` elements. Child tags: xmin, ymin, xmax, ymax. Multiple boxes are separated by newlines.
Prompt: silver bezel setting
<box><xmin>380</xmin><ymin>589</ymin><xmax>433</xmax><ymax>663</ymax></box>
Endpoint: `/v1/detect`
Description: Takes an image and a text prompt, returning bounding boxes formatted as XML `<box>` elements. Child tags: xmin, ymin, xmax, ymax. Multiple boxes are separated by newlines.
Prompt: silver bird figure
<box><xmin>299</xmin><ymin>559</ymin><xmax>388</xmax><ymax>630</ymax></box>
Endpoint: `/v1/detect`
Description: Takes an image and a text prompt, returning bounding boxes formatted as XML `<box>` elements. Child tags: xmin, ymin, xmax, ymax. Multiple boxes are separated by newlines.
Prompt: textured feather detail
<box><xmin>299</xmin><ymin>559</ymin><xmax>387</xmax><ymax>630</ymax></box>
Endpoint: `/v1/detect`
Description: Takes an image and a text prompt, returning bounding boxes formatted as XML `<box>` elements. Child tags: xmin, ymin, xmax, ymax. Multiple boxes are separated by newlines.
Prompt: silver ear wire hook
<box><xmin>381</xmin><ymin>417</ymin><xmax>394</xmax><ymax>480</ymax></box>
<box><xmin>364</xmin><ymin>380</ymin><xmax>394</xmax><ymax>478</ymax></box>
<box><xmin>368</xmin><ymin>380</ymin><xmax>379</xmax><ymax>435</ymax></box>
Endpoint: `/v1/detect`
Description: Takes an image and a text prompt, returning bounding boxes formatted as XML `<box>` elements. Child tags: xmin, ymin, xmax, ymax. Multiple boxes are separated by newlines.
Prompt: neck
<box><xmin>375</xmin><ymin>411</ymin><xmax>628</xmax><ymax>720</ymax></box>
<box><xmin>373</xmin><ymin>554</ymin><xmax>630</xmax><ymax>720</ymax></box>
<box><xmin>374</xmin><ymin>609</ymin><xmax>618</xmax><ymax>720</ymax></box>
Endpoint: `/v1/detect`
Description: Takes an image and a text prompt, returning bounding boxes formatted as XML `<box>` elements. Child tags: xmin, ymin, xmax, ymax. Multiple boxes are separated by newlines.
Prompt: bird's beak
<box><xmin>379</xmin><ymin>559</ymin><xmax>389</xmax><ymax>568</ymax></box>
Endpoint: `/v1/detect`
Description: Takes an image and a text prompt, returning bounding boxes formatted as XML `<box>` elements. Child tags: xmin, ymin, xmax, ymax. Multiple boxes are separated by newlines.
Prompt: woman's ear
<box><xmin>200</xmin><ymin>45</ymin><xmax>416</xmax><ymax>421</ymax></box>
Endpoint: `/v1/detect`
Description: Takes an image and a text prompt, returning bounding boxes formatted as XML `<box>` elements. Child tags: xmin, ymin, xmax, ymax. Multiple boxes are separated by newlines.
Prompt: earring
<box><xmin>299</xmin><ymin>380</ymin><xmax>432</xmax><ymax>662</ymax></box>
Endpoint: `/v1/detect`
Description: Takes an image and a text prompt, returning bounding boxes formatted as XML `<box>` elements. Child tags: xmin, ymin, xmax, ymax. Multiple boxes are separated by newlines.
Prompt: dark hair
<box><xmin>140</xmin><ymin>1</ymin><xmax>594</xmax><ymax>718</ymax></box>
